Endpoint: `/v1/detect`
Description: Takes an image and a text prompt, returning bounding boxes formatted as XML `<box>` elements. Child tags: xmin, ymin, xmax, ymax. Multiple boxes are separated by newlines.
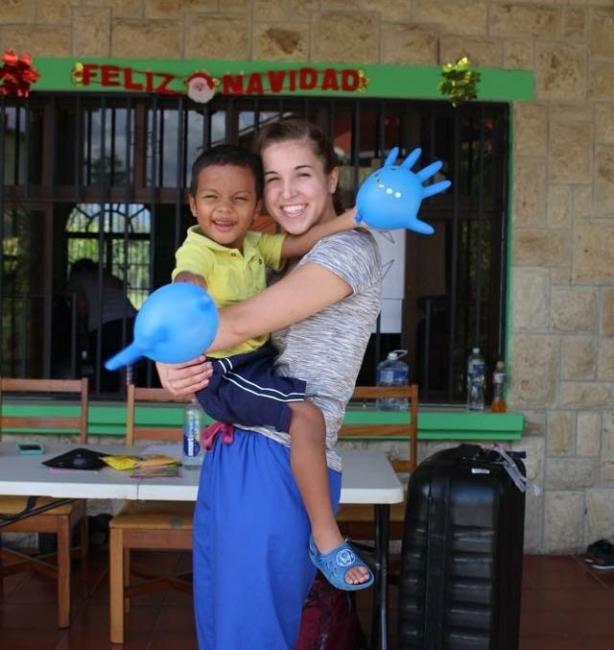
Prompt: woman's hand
<box><xmin>156</xmin><ymin>356</ymin><xmax>213</xmax><ymax>398</ymax></box>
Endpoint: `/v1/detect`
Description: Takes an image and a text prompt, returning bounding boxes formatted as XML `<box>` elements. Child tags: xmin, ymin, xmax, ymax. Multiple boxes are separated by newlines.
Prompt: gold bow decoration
<box><xmin>439</xmin><ymin>56</ymin><xmax>480</xmax><ymax>106</ymax></box>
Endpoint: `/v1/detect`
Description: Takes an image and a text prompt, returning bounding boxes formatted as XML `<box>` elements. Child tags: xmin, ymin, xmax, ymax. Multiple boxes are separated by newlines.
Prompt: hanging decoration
<box><xmin>438</xmin><ymin>56</ymin><xmax>480</xmax><ymax>106</ymax></box>
<box><xmin>0</xmin><ymin>50</ymin><xmax>40</xmax><ymax>97</ymax></box>
<box><xmin>70</xmin><ymin>60</ymin><xmax>368</xmax><ymax>103</ymax></box>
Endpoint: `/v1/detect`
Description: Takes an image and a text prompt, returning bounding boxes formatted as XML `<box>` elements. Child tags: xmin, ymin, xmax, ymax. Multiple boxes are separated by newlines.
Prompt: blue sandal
<box><xmin>308</xmin><ymin>537</ymin><xmax>374</xmax><ymax>591</ymax></box>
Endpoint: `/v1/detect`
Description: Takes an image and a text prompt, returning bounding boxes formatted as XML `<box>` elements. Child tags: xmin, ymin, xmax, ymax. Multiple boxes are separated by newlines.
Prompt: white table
<box><xmin>0</xmin><ymin>443</ymin><xmax>403</xmax><ymax>650</ymax></box>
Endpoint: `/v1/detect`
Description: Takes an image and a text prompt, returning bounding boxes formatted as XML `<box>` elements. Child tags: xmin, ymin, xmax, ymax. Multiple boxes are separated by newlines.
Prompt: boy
<box><xmin>173</xmin><ymin>144</ymin><xmax>372</xmax><ymax>588</ymax></box>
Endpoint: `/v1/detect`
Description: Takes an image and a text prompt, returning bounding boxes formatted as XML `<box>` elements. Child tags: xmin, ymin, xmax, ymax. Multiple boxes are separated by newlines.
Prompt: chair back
<box><xmin>0</xmin><ymin>377</ymin><xmax>89</xmax><ymax>443</ymax></box>
<box><xmin>339</xmin><ymin>384</ymin><xmax>419</xmax><ymax>473</ymax></box>
<box><xmin>125</xmin><ymin>384</ymin><xmax>192</xmax><ymax>446</ymax></box>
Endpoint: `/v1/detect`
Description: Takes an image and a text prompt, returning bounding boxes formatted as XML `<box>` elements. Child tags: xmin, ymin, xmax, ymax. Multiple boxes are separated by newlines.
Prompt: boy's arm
<box><xmin>280</xmin><ymin>207</ymin><xmax>357</xmax><ymax>259</ymax></box>
<box><xmin>174</xmin><ymin>271</ymin><xmax>208</xmax><ymax>290</ymax></box>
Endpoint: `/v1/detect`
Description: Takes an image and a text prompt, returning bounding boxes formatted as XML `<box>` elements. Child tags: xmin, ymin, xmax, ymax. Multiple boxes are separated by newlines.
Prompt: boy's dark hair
<box><xmin>189</xmin><ymin>144</ymin><xmax>264</xmax><ymax>199</ymax></box>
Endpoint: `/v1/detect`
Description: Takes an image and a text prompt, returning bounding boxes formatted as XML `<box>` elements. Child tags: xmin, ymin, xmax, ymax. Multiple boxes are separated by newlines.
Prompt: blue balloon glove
<box><xmin>355</xmin><ymin>147</ymin><xmax>451</xmax><ymax>235</ymax></box>
<box><xmin>105</xmin><ymin>283</ymin><xmax>219</xmax><ymax>370</ymax></box>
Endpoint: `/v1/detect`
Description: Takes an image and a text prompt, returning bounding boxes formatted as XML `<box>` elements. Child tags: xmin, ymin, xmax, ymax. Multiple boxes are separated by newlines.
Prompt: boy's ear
<box><xmin>188</xmin><ymin>194</ymin><xmax>198</xmax><ymax>218</ymax></box>
<box><xmin>328</xmin><ymin>167</ymin><xmax>340</xmax><ymax>194</ymax></box>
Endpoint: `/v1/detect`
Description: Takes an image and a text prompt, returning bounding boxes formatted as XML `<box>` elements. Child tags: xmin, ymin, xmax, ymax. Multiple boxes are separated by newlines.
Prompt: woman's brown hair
<box><xmin>252</xmin><ymin>118</ymin><xmax>344</xmax><ymax>215</ymax></box>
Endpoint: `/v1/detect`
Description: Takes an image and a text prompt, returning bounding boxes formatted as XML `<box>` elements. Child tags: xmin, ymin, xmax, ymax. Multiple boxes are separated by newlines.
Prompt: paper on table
<box><xmin>141</xmin><ymin>443</ymin><xmax>182</xmax><ymax>461</ymax></box>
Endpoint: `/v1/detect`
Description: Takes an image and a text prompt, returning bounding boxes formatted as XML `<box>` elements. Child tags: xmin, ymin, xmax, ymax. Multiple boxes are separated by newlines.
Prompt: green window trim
<box><xmin>1</xmin><ymin>401</ymin><xmax>524</xmax><ymax>441</ymax></box>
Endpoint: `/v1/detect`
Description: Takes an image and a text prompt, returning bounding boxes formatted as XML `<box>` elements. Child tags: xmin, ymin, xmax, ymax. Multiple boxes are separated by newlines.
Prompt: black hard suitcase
<box><xmin>398</xmin><ymin>444</ymin><xmax>526</xmax><ymax>650</ymax></box>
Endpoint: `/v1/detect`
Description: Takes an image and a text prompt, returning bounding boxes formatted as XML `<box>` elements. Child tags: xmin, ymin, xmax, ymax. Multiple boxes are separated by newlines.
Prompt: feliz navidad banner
<box><xmin>0</xmin><ymin>51</ymin><xmax>534</xmax><ymax>103</ymax></box>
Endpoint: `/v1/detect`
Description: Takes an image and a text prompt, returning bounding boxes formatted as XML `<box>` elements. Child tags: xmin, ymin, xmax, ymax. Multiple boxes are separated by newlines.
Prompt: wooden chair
<box><xmin>0</xmin><ymin>377</ymin><xmax>90</xmax><ymax>628</ymax></box>
<box><xmin>336</xmin><ymin>384</ymin><xmax>418</xmax><ymax>542</ymax></box>
<box><xmin>109</xmin><ymin>385</ymin><xmax>193</xmax><ymax>644</ymax></box>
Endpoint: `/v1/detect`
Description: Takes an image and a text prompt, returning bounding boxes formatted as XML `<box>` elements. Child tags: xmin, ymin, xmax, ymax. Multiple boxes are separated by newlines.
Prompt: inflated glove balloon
<box><xmin>355</xmin><ymin>147</ymin><xmax>451</xmax><ymax>234</ymax></box>
<box><xmin>105</xmin><ymin>282</ymin><xmax>219</xmax><ymax>370</ymax></box>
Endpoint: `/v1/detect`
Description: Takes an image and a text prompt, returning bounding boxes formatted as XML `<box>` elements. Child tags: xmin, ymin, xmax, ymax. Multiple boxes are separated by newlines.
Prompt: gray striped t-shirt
<box><xmin>242</xmin><ymin>229</ymin><xmax>382</xmax><ymax>471</ymax></box>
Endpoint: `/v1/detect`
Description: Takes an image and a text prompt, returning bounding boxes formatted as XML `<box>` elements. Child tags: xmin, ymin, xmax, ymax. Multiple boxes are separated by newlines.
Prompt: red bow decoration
<box><xmin>0</xmin><ymin>50</ymin><xmax>40</xmax><ymax>97</ymax></box>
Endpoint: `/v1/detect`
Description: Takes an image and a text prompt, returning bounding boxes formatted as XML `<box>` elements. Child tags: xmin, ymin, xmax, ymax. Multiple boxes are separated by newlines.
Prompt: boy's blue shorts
<box><xmin>195</xmin><ymin>344</ymin><xmax>306</xmax><ymax>433</ymax></box>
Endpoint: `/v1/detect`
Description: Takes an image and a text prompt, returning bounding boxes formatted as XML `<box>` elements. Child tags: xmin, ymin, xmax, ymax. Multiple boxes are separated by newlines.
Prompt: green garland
<box><xmin>439</xmin><ymin>56</ymin><xmax>480</xmax><ymax>106</ymax></box>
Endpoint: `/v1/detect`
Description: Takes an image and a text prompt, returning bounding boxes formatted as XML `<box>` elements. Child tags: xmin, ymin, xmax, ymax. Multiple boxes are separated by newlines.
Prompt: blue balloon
<box><xmin>105</xmin><ymin>283</ymin><xmax>219</xmax><ymax>370</ymax></box>
<box><xmin>355</xmin><ymin>147</ymin><xmax>451</xmax><ymax>235</ymax></box>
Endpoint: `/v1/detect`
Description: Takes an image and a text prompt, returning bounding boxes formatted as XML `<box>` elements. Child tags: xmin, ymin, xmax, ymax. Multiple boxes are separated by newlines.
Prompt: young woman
<box><xmin>157</xmin><ymin>119</ymin><xmax>383</xmax><ymax>649</ymax></box>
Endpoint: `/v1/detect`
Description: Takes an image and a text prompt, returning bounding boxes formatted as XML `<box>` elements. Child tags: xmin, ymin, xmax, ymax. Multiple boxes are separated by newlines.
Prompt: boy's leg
<box><xmin>288</xmin><ymin>401</ymin><xmax>370</xmax><ymax>586</ymax></box>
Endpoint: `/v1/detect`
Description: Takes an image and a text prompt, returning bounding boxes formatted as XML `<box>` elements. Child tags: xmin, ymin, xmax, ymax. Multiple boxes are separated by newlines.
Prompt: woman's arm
<box><xmin>156</xmin><ymin>262</ymin><xmax>351</xmax><ymax>396</ymax></box>
<box><xmin>280</xmin><ymin>208</ymin><xmax>356</xmax><ymax>259</ymax></box>
<box><xmin>209</xmin><ymin>262</ymin><xmax>352</xmax><ymax>353</ymax></box>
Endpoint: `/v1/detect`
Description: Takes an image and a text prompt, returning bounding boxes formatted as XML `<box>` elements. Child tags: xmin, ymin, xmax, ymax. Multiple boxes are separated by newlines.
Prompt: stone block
<box><xmin>440</xmin><ymin>36</ymin><xmax>502</xmax><ymax>67</ymax></box>
<box><xmin>503</xmin><ymin>39</ymin><xmax>534</xmax><ymax>70</ymax></box>
<box><xmin>312</xmin><ymin>12</ymin><xmax>378</xmax><ymax>64</ymax></box>
<box><xmin>112</xmin><ymin>19</ymin><xmax>181</xmax><ymax>57</ymax></box>
<box><xmin>37</xmin><ymin>0</ymin><xmax>74</xmax><ymax>23</ymax></box>
<box><xmin>515</xmin><ymin>104</ymin><xmax>547</xmax><ymax>158</ymax></box>
<box><xmin>546</xmin><ymin>458</ymin><xmax>597</xmax><ymax>490</ymax></box>
<box><xmin>603</xmin><ymin>412</ymin><xmax>614</xmax><ymax>481</ymax></box>
<box><xmin>512</xmin><ymin>268</ymin><xmax>549</xmax><ymax>332</ymax></box>
<box><xmin>551</xmin><ymin>287</ymin><xmax>597</xmax><ymax>333</ymax></box>
<box><xmin>561</xmin><ymin>336</ymin><xmax>595</xmax><ymax>381</ymax></box>
<box><xmin>513</xmin><ymin>158</ymin><xmax>546</xmax><ymax>227</ymax></box>
<box><xmin>560</xmin><ymin>382</ymin><xmax>610</xmax><ymax>409</ymax></box>
<box><xmin>185</xmin><ymin>16</ymin><xmax>249</xmax><ymax>59</ymax></box>
<box><xmin>520</xmin><ymin>410</ymin><xmax>546</xmax><ymax>438</ymax></box>
<box><xmin>509</xmin><ymin>335</ymin><xmax>558</xmax><ymax>407</ymax></box>
<box><xmin>254</xmin><ymin>23</ymin><xmax>308</xmax><ymax>61</ymax></box>
<box><xmin>514</xmin><ymin>230</ymin><xmax>569</xmax><ymax>268</ymax></box>
<box><xmin>110</xmin><ymin>0</ymin><xmax>143</xmax><ymax>18</ymax></box>
<box><xmin>602</xmin><ymin>288</ymin><xmax>614</xmax><ymax>337</ymax></box>
<box><xmin>597</xmin><ymin>338</ymin><xmax>614</xmax><ymax>381</ymax></box>
<box><xmin>547</xmin><ymin>184</ymin><xmax>571</xmax><ymax>228</ymax></box>
<box><xmin>548</xmin><ymin>120</ymin><xmax>592</xmax><ymax>184</ymax></box>
<box><xmin>547</xmin><ymin>410</ymin><xmax>574</xmax><ymax>456</ymax></box>
<box><xmin>595</xmin><ymin>104</ymin><xmax>614</xmax><ymax>146</ymax></box>
<box><xmin>577</xmin><ymin>411</ymin><xmax>602</xmax><ymax>457</ymax></box>
<box><xmin>590</xmin><ymin>9</ymin><xmax>614</xmax><ymax>58</ymax></box>
<box><xmin>587</xmin><ymin>488</ymin><xmax>614</xmax><ymax>542</ymax></box>
<box><xmin>381</xmin><ymin>24</ymin><xmax>438</xmax><ymax>66</ymax></box>
<box><xmin>74</xmin><ymin>8</ymin><xmax>111</xmax><ymax>56</ymax></box>
<box><xmin>412</xmin><ymin>0</ymin><xmax>487</xmax><ymax>36</ymax></box>
<box><xmin>590</xmin><ymin>61</ymin><xmax>614</xmax><ymax>101</ymax></box>
<box><xmin>543</xmin><ymin>490</ymin><xmax>584</xmax><ymax>553</ymax></box>
<box><xmin>594</xmin><ymin>145</ymin><xmax>614</xmax><ymax>213</ymax></box>
<box><xmin>574</xmin><ymin>224</ymin><xmax>614</xmax><ymax>284</ymax></box>
<box><xmin>3</xmin><ymin>0</ymin><xmax>35</xmax><ymax>22</ymax></box>
<box><xmin>254</xmin><ymin>0</ymin><xmax>318</xmax><ymax>20</ymax></box>
<box><xmin>512</xmin><ymin>436</ymin><xmax>545</xmax><ymax>483</ymax></box>
<box><xmin>523</xmin><ymin>489</ymin><xmax>543</xmax><ymax>554</ymax></box>
<box><xmin>536</xmin><ymin>44</ymin><xmax>587</xmax><ymax>101</ymax></box>
<box><xmin>145</xmin><ymin>0</ymin><xmax>216</xmax><ymax>18</ymax></box>
<box><xmin>563</xmin><ymin>8</ymin><xmax>587</xmax><ymax>42</ymax></box>
<box><xmin>572</xmin><ymin>185</ymin><xmax>593</xmax><ymax>220</ymax></box>
<box><xmin>326</xmin><ymin>0</ymin><xmax>409</xmax><ymax>22</ymax></box>
<box><xmin>490</xmin><ymin>4</ymin><xmax>559</xmax><ymax>38</ymax></box>
<box><xmin>5</xmin><ymin>26</ymin><xmax>73</xmax><ymax>55</ymax></box>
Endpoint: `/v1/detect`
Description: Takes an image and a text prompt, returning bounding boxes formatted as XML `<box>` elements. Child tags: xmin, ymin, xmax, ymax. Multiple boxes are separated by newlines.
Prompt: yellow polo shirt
<box><xmin>172</xmin><ymin>226</ymin><xmax>285</xmax><ymax>358</ymax></box>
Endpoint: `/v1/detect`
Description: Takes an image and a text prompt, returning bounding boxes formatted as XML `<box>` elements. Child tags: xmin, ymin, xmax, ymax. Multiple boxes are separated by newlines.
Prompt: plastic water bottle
<box><xmin>376</xmin><ymin>349</ymin><xmax>409</xmax><ymax>410</ymax></box>
<box><xmin>182</xmin><ymin>399</ymin><xmax>203</xmax><ymax>468</ymax></box>
<box><xmin>491</xmin><ymin>360</ymin><xmax>507</xmax><ymax>413</ymax></box>
<box><xmin>466</xmin><ymin>347</ymin><xmax>485</xmax><ymax>411</ymax></box>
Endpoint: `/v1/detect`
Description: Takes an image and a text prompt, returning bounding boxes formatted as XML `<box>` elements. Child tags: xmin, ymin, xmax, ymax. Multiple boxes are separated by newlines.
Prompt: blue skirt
<box><xmin>193</xmin><ymin>427</ymin><xmax>342</xmax><ymax>650</ymax></box>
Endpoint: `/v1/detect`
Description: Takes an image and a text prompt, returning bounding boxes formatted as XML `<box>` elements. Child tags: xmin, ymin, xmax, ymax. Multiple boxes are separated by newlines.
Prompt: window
<box><xmin>0</xmin><ymin>93</ymin><xmax>508</xmax><ymax>401</ymax></box>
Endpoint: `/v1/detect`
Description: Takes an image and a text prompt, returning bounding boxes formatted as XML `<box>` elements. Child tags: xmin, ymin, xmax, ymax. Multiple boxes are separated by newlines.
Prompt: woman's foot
<box><xmin>311</xmin><ymin>527</ymin><xmax>371</xmax><ymax>585</ymax></box>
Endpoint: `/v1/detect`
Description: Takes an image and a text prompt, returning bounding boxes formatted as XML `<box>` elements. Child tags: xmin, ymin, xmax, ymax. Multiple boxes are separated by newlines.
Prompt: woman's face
<box><xmin>260</xmin><ymin>138</ymin><xmax>339</xmax><ymax>235</ymax></box>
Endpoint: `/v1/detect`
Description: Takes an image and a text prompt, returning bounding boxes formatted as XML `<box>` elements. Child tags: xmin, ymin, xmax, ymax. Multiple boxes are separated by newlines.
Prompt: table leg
<box><xmin>371</xmin><ymin>503</ymin><xmax>390</xmax><ymax>650</ymax></box>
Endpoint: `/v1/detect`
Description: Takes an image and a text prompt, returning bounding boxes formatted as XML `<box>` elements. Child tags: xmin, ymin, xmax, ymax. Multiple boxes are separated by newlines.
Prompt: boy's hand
<box><xmin>174</xmin><ymin>271</ymin><xmax>207</xmax><ymax>290</ymax></box>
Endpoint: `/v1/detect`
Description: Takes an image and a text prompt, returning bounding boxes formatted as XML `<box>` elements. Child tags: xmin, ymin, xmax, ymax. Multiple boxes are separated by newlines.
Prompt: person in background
<box><xmin>67</xmin><ymin>258</ymin><xmax>137</xmax><ymax>393</ymax></box>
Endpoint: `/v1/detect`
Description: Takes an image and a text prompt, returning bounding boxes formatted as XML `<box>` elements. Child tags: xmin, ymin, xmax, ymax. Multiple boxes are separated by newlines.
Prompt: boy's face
<box><xmin>189</xmin><ymin>164</ymin><xmax>261</xmax><ymax>250</ymax></box>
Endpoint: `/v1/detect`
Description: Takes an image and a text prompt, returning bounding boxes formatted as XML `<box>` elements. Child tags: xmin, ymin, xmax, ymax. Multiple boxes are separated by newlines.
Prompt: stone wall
<box><xmin>1</xmin><ymin>0</ymin><xmax>614</xmax><ymax>553</ymax></box>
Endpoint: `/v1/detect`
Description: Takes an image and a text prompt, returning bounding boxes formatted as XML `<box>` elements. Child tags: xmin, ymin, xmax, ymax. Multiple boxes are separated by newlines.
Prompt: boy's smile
<box><xmin>189</xmin><ymin>164</ymin><xmax>261</xmax><ymax>250</ymax></box>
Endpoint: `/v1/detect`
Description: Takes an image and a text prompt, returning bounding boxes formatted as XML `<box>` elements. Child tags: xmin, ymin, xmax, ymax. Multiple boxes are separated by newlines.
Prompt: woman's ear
<box><xmin>328</xmin><ymin>167</ymin><xmax>340</xmax><ymax>194</ymax></box>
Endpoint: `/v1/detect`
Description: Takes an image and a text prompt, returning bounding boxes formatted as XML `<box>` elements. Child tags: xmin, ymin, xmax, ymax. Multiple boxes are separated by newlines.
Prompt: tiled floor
<box><xmin>2</xmin><ymin>550</ymin><xmax>614</xmax><ymax>649</ymax></box>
